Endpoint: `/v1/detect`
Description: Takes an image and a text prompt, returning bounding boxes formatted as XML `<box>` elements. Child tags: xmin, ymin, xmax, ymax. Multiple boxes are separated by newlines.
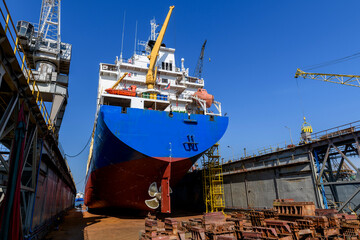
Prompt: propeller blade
<box><xmin>148</xmin><ymin>182</ymin><xmax>159</xmax><ymax>197</ymax></box>
<box><xmin>159</xmin><ymin>186</ymin><xmax>173</xmax><ymax>194</ymax></box>
<box><xmin>145</xmin><ymin>198</ymin><xmax>160</xmax><ymax>209</ymax></box>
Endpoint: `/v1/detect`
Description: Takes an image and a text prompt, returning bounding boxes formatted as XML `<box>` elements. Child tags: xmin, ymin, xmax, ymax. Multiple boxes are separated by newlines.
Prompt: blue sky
<box><xmin>11</xmin><ymin>0</ymin><xmax>360</xmax><ymax>192</ymax></box>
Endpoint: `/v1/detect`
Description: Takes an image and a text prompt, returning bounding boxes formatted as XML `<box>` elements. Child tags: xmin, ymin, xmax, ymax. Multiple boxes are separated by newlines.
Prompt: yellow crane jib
<box><xmin>295</xmin><ymin>68</ymin><xmax>360</xmax><ymax>88</ymax></box>
<box><xmin>146</xmin><ymin>6</ymin><xmax>175</xmax><ymax>89</ymax></box>
<box><xmin>112</xmin><ymin>72</ymin><xmax>129</xmax><ymax>89</ymax></box>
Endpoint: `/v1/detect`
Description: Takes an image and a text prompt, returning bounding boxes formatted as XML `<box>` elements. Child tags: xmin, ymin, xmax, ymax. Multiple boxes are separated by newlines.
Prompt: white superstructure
<box><xmin>97</xmin><ymin>20</ymin><xmax>222</xmax><ymax>116</ymax></box>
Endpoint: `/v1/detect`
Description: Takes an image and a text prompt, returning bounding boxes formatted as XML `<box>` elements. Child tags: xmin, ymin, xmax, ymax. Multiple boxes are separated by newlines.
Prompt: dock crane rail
<box><xmin>295</xmin><ymin>68</ymin><xmax>360</xmax><ymax>88</ymax></box>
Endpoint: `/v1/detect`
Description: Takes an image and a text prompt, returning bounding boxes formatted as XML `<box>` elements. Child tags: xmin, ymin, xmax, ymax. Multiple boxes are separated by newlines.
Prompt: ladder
<box><xmin>202</xmin><ymin>143</ymin><xmax>225</xmax><ymax>213</ymax></box>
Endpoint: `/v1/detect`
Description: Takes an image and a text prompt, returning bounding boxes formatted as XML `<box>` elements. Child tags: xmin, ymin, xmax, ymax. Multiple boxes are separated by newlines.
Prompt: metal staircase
<box><xmin>202</xmin><ymin>143</ymin><xmax>225</xmax><ymax>213</ymax></box>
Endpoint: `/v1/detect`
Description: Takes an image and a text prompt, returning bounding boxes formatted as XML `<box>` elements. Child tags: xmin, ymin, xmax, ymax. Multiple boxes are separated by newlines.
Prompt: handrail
<box><xmin>311</xmin><ymin>120</ymin><xmax>360</xmax><ymax>140</ymax></box>
<box><xmin>0</xmin><ymin>0</ymin><xmax>54</xmax><ymax>133</ymax></box>
<box><xmin>226</xmin><ymin>120</ymin><xmax>360</xmax><ymax>162</ymax></box>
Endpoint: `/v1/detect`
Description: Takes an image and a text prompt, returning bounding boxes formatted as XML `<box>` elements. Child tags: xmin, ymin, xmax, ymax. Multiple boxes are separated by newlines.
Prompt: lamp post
<box><xmin>285</xmin><ymin>126</ymin><xmax>293</xmax><ymax>145</ymax></box>
<box><xmin>227</xmin><ymin>145</ymin><xmax>234</xmax><ymax>161</ymax></box>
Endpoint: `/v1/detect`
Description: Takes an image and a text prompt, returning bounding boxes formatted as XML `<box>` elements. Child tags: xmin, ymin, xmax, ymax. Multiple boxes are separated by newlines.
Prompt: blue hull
<box><xmin>85</xmin><ymin>105</ymin><xmax>228</xmax><ymax>210</ymax></box>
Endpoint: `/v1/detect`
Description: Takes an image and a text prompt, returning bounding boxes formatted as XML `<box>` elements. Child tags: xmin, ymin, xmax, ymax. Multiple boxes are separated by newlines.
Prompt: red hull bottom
<box><xmin>84</xmin><ymin>157</ymin><xmax>194</xmax><ymax>211</ymax></box>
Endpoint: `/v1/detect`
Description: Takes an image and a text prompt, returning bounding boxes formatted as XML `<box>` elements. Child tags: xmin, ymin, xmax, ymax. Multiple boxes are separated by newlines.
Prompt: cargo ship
<box><xmin>84</xmin><ymin>6</ymin><xmax>228</xmax><ymax>213</ymax></box>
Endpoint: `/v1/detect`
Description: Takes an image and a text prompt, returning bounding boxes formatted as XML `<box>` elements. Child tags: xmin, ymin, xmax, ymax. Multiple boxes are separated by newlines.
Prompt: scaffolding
<box><xmin>202</xmin><ymin>143</ymin><xmax>225</xmax><ymax>213</ymax></box>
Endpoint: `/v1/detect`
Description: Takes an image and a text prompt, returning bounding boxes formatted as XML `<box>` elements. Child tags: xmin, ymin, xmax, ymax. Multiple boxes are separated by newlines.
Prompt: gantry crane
<box><xmin>146</xmin><ymin>6</ymin><xmax>174</xmax><ymax>89</ymax></box>
<box><xmin>295</xmin><ymin>68</ymin><xmax>360</xmax><ymax>88</ymax></box>
<box><xmin>16</xmin><ymin>0</ymin><xmax>72</xmax><ymax>135</ymax></box>
<box><xmin>295</xmin><ymin>68</ymin><xmax>357</xmax><ymax>179</ymax></box>
<box><xmin>295</xmin><ymin>67</ymin><xmax>360</xmax><ymax>141</ymax></box>
<box><xmin>194</xmin><ymin>40</ymin><xmax>207</xmax><ymax>79</ymax></box>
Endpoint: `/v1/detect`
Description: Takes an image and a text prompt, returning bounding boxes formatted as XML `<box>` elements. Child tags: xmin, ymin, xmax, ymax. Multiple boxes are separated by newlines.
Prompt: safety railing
<box><xmin>0</xmin><ymin>0</ymin><xmax>54</xmax><ymax>133</ymax></box>
<box><xmin>225</xmin><ymin>120</ymin><xmax>360</xmax><ymax>163</ymax></box>
<box><xmin>311</xmin><ymin>120</ymin><xmax>360</xmax><ymax>140</ymax></box>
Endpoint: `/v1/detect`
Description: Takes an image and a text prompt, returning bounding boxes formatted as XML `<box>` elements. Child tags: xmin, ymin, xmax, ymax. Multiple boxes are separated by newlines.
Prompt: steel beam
<box><xmin>335</xmin><ymin>158</ymin><xmax>345</xmax><ymax>181</ymax></box>
<box><xmin>0</xmin><ymin>123</ymin><xmax>14</xmax><ymax>141</ymax></box>
<box><xmin>21</xmin><ymin>126</ymin><xmax>36</xmax><ymax>175</ymax></box>
<box><xmin>354</xmin><ymin>136</ymin><xmax>360</xmax><ymax>156</ymax></box>
<box><xmin>338</xmin><ymin>187</ymin><xmax>360</xmax><ymax>212</ymax></box>
<box><xmin>332</xmin><ymin>144</ymin><xmax>359</xmax><ymax>174</ymax></box>
<box><xmin>334</xmin><ymin>145</ymin><xmax>349</xmax><ymax>182</ymax></box>
<box><xmin>317</xmin><ymin>144</ymin><xmax>331</xmax><ymax>185</ymax></box>
<box><xmin>326</xmin><ymin>159</ymin><xmax>339</xmax><ymax>203</ymax></box>
<box><xmin>0</xmin><ymin>94</ymin><xmax>18</xmax><ymax>138</ymax></box>
<box><xmin>0</xmin><ymin>152</ymin><xmax>8</xmax><ymax>172</ymax></box>
<box><xmin>308</xmin><ymin>151</ymin><xmax>324</xmax><ymax>208</ymax></box>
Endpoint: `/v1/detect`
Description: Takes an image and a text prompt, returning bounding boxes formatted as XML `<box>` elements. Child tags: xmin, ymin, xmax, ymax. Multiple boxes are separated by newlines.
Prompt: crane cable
<box><xmin>296</xmin><ymin>50</ymin><xmax>360</xmax><ymax>120</ymax></box>
<box><xmin>65</xmin><ymin>133</ymin><xmax>92</xmax><ymax>158</ymax></box>
<box><xmin>295</xmin><ymin>77</ymin><xmax>306</xmax><ymax>122</ymax></box>
<box><xmin>302</xmin><ymin>51</ymin><xmax>360</xmax><ymax>71</ymax></box>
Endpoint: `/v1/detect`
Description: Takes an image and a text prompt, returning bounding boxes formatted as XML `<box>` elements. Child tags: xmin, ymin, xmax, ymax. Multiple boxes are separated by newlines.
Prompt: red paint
<box><xmin>161</xmin><ymin>163</ymin><xmax>171</xmax><ymax>213</ymax></box>
<box><xmin>85</xmin><ymin>157</ymin><xmax>194</xmax><ymax>211</ymax></box>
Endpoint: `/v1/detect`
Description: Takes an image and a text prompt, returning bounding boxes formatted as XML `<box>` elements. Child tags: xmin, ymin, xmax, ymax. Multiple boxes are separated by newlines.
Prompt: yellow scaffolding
<box><xmin>202</xmin><ymin>143</ymin><xmax>225</xmax><ymax>213</ymax></box>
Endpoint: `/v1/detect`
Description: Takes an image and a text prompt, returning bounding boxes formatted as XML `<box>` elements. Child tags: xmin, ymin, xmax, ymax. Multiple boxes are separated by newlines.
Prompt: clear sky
<box><xmin>10</xmin><ymin>0</ymin><xmax>360</xmax><ymax>192</ymax></box>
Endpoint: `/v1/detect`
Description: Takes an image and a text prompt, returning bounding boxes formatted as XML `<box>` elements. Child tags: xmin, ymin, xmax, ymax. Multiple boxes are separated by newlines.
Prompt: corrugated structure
<box><xmin>0</xmin><ymin>1</ymin><xmax>75</xmax><ymax>239</ymax></box>
<box><xmin>221</xmin><ymin>121</ymin><xmax>360</xmax><ymax>214</ymax></box>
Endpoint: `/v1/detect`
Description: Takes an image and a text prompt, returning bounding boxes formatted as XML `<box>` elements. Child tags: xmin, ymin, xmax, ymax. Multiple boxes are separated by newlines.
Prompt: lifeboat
<box><xmin>193</xmin><ymin>88</ymin><xmax>213</xmax><ymax>108</ymax></box>
<box><xmin>105</xmin><ymin>85</ymin><xmax>137</xmax><ymax>97</ymax></box>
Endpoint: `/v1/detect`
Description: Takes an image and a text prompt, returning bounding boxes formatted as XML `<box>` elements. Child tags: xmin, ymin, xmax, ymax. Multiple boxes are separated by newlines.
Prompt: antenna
<box><xmin>150</xmin><ymin>18</ymin><xmax>159</xmax><ymax>41</ymax></box>
<box><xmin>134</xmin><ymin>21</ymin><xmax>138</xmax><ymax>55</ymax></box>
<box><xmin>120</xmin><ymin>11</ymin><xmax>126</xmax><ymax>60</ymax></box>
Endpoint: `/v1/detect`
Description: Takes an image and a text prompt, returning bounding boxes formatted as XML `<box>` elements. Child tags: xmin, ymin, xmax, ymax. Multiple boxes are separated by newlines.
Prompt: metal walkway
<box><xmin>0</xmin><ymin>1</ymin><xmax>75</xmax><ymax>239</ymax></box>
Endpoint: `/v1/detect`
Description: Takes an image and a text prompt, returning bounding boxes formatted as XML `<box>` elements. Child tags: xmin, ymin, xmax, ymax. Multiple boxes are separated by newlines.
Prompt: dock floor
<box><xmin>45</xmin><ymin>207</ymin><xmax>202</xmax><ymax>240</ymax></box>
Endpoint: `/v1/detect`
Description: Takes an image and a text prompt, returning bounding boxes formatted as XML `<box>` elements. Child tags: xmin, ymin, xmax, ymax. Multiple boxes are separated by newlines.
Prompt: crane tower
<box><xmin>16</xmin><ymin>0</ymin><xmax>71</xmax><ymax>135</ymax></box>
<box><xmin>194</xmin><ymin>40</ymin><xmax>207</xmax><ymax>79</ymax></box>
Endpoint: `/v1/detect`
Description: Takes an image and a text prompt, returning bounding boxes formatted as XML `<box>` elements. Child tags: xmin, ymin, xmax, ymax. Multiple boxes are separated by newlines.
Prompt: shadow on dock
<box><xmin>44</xmin><ymin>206</ymin><xmax>204</xmax><ymax>240</ymax></box>
<box><xmin>44</xmin><ymin>207</ymin><xmax>107</xmax><ymax>240</ymax></box>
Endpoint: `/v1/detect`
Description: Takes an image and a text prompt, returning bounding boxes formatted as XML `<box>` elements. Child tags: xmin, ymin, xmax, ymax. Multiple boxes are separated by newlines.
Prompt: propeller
<box><xmin>145</xmin><ymin>182</ymin><xmax>172</xmax><ymax>209</ymax></box>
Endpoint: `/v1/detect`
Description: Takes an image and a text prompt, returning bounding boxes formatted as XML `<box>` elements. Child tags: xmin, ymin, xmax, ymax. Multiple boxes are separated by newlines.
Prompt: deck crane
<box><xmin>111</xmin><ymin>72</ymin><xmax>128</xmax><ymax>89</ymax></box>
<box><xmin>146</xmin><ymin>6</ymin><xmax>174</xmax><ymax>89</ymax></box>
<box><xmin>194</xmin><ymin>40</ymin><xmax>207</xmax><ymax>79</ymax></box>
<box><xmin>295</xmin><ymin>68</ymin><xmax>360</xmax><ymax>88</ymax></box>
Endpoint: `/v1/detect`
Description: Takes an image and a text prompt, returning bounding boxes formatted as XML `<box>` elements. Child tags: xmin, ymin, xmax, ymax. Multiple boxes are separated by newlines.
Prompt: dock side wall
<box><xmin>222</xmin><ymin>147</ymin><xmax>319</xmax><ymax>209</ymax></box>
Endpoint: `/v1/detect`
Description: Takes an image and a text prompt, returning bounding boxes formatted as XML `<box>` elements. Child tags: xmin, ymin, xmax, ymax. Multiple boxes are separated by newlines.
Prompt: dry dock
<box><xmin>45</xmin><ymin>207</ymin><xmax>202</xmax><ymax>240</ymax></box>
